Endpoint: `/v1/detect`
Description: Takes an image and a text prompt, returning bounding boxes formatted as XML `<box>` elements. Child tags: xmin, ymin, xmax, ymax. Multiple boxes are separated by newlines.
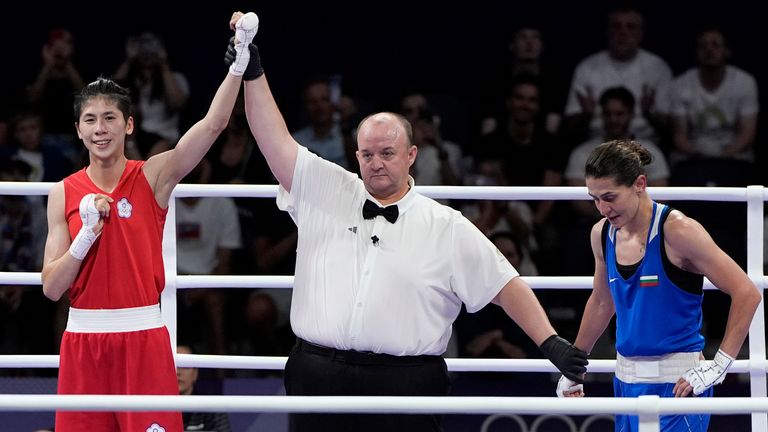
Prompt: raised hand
<box><xmin>576</xmin><ymin>86</ymin><xmax>596</xmax><ymax>115</ymax></box>
<box><xmin>227</xmin><ymin>12</ymin><xmax>259</xmax><ymax>76</ymax></box>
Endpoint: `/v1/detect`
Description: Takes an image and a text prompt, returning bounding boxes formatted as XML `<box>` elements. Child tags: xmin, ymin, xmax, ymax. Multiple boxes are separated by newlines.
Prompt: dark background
<box><xmin>1</xmin><ymin>0</ymin><xmax>766</xmax><ymax>147</ymax></box>
<box><xmin>0</xmin><ymin>3</ymin><xmax>764</xmax><ymax>429</ymax></box>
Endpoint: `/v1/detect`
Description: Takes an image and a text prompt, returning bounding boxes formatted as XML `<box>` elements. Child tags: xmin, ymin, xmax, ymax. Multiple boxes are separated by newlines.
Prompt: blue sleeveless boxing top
<box><xmin>604</xmin><ymin>201</ymin><xmax>705</xmax><ymax>356</ymax></box>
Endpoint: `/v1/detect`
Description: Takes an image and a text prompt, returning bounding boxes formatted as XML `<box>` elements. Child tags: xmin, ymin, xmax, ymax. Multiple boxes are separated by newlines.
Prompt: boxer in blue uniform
<box><xmin>556</xmin><ymin>139</ymin><xmax>760</xmax><ymax>432</ymax></box>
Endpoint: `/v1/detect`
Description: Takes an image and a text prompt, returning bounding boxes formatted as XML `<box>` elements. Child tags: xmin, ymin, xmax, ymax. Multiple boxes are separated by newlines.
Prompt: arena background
<box><xmin>0</xmin><ymin>1</ymin><xmax>765</xmax><ymax>431</ymax></box>
<box><xmin>1</xmin><ymin>1</ymin><xmax>766</xmax><ymax>168</ymax></box>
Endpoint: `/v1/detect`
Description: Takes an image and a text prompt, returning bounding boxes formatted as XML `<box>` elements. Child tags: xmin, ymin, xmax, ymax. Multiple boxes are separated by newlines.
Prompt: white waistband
<box><xmin>66</xmin><ymin>304</ymin><xmax>164</xmax><ymax>333</ymax></box>
<box><xmin>616</xmin><ymin>352</ymin><xmax>702</xmax><ymax>384</ymax></box>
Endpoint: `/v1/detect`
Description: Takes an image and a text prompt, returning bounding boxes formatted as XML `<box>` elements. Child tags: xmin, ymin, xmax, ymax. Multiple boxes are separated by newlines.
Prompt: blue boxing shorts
<box><xmin>613</xmin><ymin>378</ymin><xmax>714</xmax><ymax>432</ymax></box>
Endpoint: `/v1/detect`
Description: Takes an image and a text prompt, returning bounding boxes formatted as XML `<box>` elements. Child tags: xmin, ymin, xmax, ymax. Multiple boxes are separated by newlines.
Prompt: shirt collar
<box><xmin>364</xmin><ymin>176</ymin><xmax>418</xmax><ymax>216</ymax></box>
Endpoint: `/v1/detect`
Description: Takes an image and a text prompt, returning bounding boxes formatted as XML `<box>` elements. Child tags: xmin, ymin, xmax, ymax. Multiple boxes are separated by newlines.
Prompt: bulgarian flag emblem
<box><xmin>640</xmin><ymin>275</ymin><xmax>659</xmax><ymax>287</ymax></box>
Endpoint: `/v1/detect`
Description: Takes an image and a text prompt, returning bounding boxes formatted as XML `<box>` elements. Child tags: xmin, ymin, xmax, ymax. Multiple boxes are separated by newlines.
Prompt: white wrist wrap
<box><xmin>682</xmin><ymin>349</ymin><xmax>734</xmax><ymax>396</ymax></box>
<box><xmin>69</xmin><ymin>227</ymin><xmax>99</xmax><ymax>261</ymax></box>
<box><xmin>79</xmin><ymin>193</ymin><xmax>100</xmax><ymax>227</ymax></box>
<box><xmin>229</xmin><ymin>12</ymin><xmax>259</xmax><ymax>76</ymax></box>
<box><xmin>556</xmin><ymin>374</ymin><xmax>584</xmax><ymax>397</ymax></box>
<box><xmin>69</xmin><ymin>193</ymin><xmax>102</xmax><ymax>260</ymax></box>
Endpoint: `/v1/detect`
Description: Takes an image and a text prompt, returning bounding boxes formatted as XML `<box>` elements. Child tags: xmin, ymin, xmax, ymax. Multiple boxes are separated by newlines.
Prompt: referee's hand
<box><xmin>539</xmin><ymin>335</ymin><xmax>588</xmax><ymax>383</ymax></box>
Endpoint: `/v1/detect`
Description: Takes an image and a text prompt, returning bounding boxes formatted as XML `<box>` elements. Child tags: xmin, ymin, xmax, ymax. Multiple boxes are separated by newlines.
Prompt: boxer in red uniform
<box><xmin>41</xmin><ymin>12</ymin><xmax>260</xmax><ymax>432</ymax></box>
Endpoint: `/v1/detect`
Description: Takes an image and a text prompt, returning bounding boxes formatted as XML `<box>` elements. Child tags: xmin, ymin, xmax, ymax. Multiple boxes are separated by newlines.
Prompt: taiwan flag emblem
<box><xmin>640</xmin><ymin>275</ymin><xmax>659</xmax><ymax>287</ymax></box>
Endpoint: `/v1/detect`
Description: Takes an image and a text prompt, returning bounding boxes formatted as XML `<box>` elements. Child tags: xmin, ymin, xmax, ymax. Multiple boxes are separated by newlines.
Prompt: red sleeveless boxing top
<box><xmin>63</xmin><ymin>160</ymin><xmax>168</xmax><ymax>309</ymax></box>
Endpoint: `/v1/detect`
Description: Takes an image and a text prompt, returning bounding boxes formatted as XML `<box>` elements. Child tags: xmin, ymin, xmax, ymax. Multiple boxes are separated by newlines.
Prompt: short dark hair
<box><xmin>585</xmin><ymin>139</ymin><xmax>653</xmax><ymax>186</ymax></box>
<box><xmin>508</xmin><ymin>73</ymin><xmax>541</xmax><ymax>96</ymax></box>
<box><xmin>695</xmin><ymin>24</ymin><xmax>727</xmax><ymax>44</ymax></box>
<box><xmin>607</xmin><ymin>3</ymin><xmax>644</xmax><ymax>20</ymax></box>
<box><xmin>599</xmin><ymin>86</ymin><xmax>635</xmax><ymax>110</ymax></box>
<box><xmin>74</xmin><ymin>77</ymin><xmax>133</xmax><ymax>122</ymax></box>
<box><xmin>10</xmin><ymin>111</ymin><xmax>43</xmax><ymax>131</ymax></box>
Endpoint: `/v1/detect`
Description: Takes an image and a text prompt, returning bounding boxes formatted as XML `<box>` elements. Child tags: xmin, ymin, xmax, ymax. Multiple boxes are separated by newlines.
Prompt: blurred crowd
<box><xmin>1</xmin><ymin>5</ymin><xmax>765</xmax><ymax>377</ymax></box>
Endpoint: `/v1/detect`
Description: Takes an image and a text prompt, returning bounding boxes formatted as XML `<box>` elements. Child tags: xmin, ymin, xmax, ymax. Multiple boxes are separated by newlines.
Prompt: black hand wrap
<box><xmin>539</xmin><ymin>335</ymin><xmax>588</xmax><ymax>384</ymax></box>
<box><xmin>224</xmin><ymin>37</ymin><xmax>264</xmax><ymax>81</ymax></box>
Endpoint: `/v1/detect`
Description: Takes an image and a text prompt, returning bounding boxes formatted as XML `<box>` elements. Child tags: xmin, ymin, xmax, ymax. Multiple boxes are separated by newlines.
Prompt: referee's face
<box><xmin>356</xmin><ymin>114</ymin><xmax>416</xmax><ymax>205</ymax></box>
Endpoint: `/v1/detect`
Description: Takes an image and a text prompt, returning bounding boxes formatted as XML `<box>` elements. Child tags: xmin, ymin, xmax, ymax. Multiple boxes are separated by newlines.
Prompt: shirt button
<box><xmin>357</xmin><ymin>302</ymin><xmax>363</xmax><ymax>308</ymax></box>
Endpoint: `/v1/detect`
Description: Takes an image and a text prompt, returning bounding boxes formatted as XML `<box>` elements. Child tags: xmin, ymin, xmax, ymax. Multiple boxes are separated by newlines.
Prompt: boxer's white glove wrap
<box><xmin>681</xmin><ymin>349</ymin><xmax>734</xmax><ymax>396</ymax></box>
<box><xmin>229</xmin><ymin>12</ymin><xmax>259</xmax><ymax>76</ymax></box>
<box><xmin>556</xmin><ymin>375</ymin><xmax>584</xmax><ymax>397</ymax></box>
<box><xmin>69</xmin><ymin>193</ymin><xmax>101</xmax><ymax>261</ymax></box>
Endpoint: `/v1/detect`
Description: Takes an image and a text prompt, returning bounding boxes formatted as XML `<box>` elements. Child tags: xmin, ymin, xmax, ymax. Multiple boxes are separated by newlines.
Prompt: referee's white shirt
<box><xmin>278</xmin><ymin>146</ymin><xmax>519</xmax><ymax>356</ymax></box>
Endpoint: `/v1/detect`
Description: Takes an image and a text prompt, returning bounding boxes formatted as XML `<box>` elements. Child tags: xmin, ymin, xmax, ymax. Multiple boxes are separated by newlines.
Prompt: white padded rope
<box><xmin>1</xmin><ymin>394</ymin><xmax>768</xmax><ymax>415</ymax></box>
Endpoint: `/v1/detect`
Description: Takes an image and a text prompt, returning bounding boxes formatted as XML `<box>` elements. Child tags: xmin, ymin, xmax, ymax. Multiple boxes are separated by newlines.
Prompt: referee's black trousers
<box><xmin>284</xmin><ymin>338</ymin><xmax>451</xmax><ymax>432</ymax></box>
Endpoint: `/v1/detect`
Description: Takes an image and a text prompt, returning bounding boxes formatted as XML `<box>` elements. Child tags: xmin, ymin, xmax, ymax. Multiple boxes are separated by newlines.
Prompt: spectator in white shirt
<box><xmin>563</xmin><ymin>5</ymin><xmax>672</xmax><ymax>145</ymax></box>
<box><xmin>668</xmin><ymin>26</ymin><xmax>759</xmax><ymax>165</ymax></box>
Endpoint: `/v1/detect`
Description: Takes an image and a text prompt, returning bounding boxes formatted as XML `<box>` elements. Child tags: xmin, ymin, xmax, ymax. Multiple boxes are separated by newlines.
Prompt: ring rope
<box><xmin>0</xmin><ymin>355</ymin><xmax>761</xmax><ymax>374</ymax></box>
<box><xmin>0</xmin><ymin>394</ymin><xmax>767</xmax><ymax>415</ymax></box>
<box><xmin>1</xmin><ymin>182</ymin><xmax>766</xmax><ymax>430</ymax></box>
<box><xmin>3</xmin><ymin>272</ymin><xmax>742</xmax><ymax>291</ymax></box>
<box><xmin>0</xmin><ymin>182</ymin><xmax>761</xmax><ymax>202</ymax></box>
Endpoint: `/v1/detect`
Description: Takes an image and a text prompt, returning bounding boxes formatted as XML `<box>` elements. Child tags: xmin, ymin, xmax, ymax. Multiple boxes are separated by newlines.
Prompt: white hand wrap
<box><xmin>229</xmin><ymin>12</ymin><xmax>259</xmax><ymax>76</ymax></box>
<box><xmin>69</xmin><ymin>193</ymin><xmax>101</xmax><ymax>261</ymax></box>
<box><xmin>681</xmin><ymin>349</ymin><xmax>734</xmax><ymax>396</ymax></box>
<box><xmin>556</xmin><ymin>374</ymin><xmax>584</xmax><ymax>397</ymax></box>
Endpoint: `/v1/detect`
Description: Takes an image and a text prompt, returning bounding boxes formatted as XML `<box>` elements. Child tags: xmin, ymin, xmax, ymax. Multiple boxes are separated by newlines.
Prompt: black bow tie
<box><xmin>362</xmin><ymin>199</ymin><xmax>399</xmax><ymax>223</ymax></box>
